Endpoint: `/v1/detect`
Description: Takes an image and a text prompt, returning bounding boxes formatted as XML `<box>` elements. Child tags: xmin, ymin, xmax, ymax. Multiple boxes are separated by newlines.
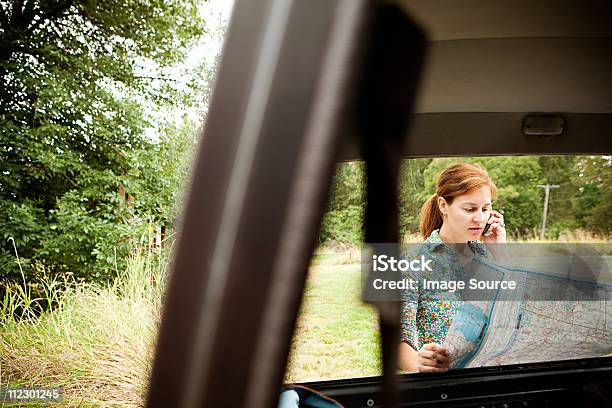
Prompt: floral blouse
<box><xmin>400</xmin><ymin>229</ymin><xmax>488</xmax><ymax>350</ymax></box>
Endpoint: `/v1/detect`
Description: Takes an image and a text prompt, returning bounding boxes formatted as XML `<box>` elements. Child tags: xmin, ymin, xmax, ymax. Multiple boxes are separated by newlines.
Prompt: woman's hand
<box><xmin>482</xmin><ymin>209</ymin><xmax>511</xmax><ymax>262</ymax></box>
<box><xmin>398</xmin><ymin>342</ymin><xmax>450</xmax><ymax>373</ymax></box>
<box><xmin>482</xmin><ymin>210</ymin><xmax>506</xmax><ymax>244</ymax></box>
<box><xmin>416</xmin><ymin>343</ymin><xmax>450</xmax><ymax>372</ymax></box>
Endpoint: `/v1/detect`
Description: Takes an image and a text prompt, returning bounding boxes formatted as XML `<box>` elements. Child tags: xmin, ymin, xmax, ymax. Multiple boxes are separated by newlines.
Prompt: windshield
<box><xmin>286</xmin><ymin>154</ymin><xmax>612</xmax><ymax>382</ymax></box>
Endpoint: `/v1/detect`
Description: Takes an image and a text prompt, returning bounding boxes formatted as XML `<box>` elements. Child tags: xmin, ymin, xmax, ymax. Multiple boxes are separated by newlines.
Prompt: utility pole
<box><xmin>537</xmin><ymin>184</ymin><xmax>559</xmax><ymax>240</ymax></box>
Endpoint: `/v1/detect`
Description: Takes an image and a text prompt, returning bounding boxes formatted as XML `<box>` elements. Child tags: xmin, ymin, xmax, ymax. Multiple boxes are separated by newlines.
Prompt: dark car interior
<box><xmin>146</xmin><ymin>0</ymin><xmax>612</xmax><ymax>407</ymax></box>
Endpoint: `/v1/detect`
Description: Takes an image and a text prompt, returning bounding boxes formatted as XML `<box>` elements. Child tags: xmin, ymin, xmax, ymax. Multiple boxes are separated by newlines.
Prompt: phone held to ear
<box><xmin>482</xmin><ymin>213</ymin><xmax>492</xmax><ymax>236</ymax></box>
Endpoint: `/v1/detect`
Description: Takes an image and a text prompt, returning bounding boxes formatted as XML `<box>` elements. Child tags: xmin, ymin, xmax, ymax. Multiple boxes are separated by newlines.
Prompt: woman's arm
<box><xmin>398</xmin><ymin>262</ymin><xmax>450</xmax><ymax>373</ymax></box>
<box><xmin>398</xmin><ymin>341</ymin><xmax>450</xmax><ymax>373</ymax></box>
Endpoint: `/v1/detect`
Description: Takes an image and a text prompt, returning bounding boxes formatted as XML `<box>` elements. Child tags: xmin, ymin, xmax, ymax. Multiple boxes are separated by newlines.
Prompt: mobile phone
<box><xmin>482</xmin><ymin>213</ymin><xmax>493</xmax><ymax>236</ymax></box>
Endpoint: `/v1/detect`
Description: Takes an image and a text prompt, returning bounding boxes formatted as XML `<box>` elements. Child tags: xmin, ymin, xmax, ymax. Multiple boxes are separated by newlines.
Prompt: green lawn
<box><xmin>285</xmin><ymin>262</ymin><xmax>382</xmax><ymax>383</ymax></box>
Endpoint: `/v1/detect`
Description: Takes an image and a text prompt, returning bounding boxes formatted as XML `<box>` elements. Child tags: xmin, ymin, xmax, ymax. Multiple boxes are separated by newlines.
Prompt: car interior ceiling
<box><xmin>340</xmin><ymin>0</ymin><xmax>612</xmax><ymax>160</ymax></box>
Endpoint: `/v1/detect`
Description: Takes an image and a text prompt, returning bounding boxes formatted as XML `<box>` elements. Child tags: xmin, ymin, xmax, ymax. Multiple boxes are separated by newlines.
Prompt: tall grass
<box><xmin>514</xmin><ymin>229</ymin><xmax>611</xmax><ymax>243</ymax></box>
<box><xmin>0</xmin><ymin>248</ymin><xmax>169</xmax><ymax>407</ymax></box>
<box><xmin>400</xmin><ymin>229</ymin><xmax>611</xmax><ymax>243</ymax></box>
<box><xmin>1</xmin><ymin>246</ymin><xmax>380</xmax><ymax>404</ymax></box>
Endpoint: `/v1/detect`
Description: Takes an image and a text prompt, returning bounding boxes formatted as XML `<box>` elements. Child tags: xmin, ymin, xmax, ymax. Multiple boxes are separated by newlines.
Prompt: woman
<box><xmin>398</xmin><ymin>163</ymin><xmax>506</xmax><ymax>373</ymax></box>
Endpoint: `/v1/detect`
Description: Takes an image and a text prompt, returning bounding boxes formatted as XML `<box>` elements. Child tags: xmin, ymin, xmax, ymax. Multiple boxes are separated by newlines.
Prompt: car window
<box><xmin>286</xmin><ymin>154</ymin><xmax>611</xmax><ymax>382</ymax></box>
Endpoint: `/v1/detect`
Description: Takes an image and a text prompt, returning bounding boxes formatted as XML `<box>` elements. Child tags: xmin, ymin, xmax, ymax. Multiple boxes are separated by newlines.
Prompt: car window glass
<box><xmin>286</xmin><ymin>154</ymin><xmax>611</xmax><ymax>382</ymax></box>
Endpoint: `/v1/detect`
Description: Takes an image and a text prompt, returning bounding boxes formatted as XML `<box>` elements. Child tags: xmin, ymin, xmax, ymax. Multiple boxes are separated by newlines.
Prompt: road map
<box><xmin>442</xmin><ymin>245</ymin><xmax>612</xmax><ymax>368</ymax></box>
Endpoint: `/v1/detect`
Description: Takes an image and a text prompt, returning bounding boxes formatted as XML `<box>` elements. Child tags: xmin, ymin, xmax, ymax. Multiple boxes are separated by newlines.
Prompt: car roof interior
<box><xmin>340</xmin><ymin>0</ymin><xmax>612</xmax><ymax>160</ymax></box>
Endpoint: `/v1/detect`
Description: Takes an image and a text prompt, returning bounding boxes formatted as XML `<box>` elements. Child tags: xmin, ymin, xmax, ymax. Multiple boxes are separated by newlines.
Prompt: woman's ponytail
<box><xmin>419</xmin><ymin>193</ymin><xmax>443</xmax><ymax>240</ymax></box>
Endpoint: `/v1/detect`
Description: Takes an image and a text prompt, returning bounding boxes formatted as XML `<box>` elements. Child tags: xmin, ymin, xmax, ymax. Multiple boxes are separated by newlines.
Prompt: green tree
<box><xmin>318</xmin><ymin>155</ymin><xmax>611</xmax><ymax>246</ymax></box>
<box><xmin>573</xmin><ymin>156</ymin><xmax>612</xmax><ymax>236</ymax></box>
<box><xmin>0</xmin><ymin>0</ymin><xmax>205</xmax><ymax>282</ymax></box>
<box><xmin>319</xmin><ymin>162</ymin><xmax>365</xmax><ymax>245</ymax></box>
<box><xmin>535</xmin><ymin>156</ymin><xmax>579</xmax><ymax>236</ymax></box>
<box><xmin>398</xmin><ymin>158</ymin><xmax>431</xmax><ymax>238</ymax></box>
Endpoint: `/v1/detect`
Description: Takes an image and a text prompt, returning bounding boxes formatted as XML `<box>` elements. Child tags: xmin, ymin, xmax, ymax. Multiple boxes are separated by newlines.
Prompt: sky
<box><xmin>144</xmin><ymin>0</ymin><xmax>235</xmax><ymax>141</ymax></box>
<box><xmin>186</xmin><ymin>0</ymin><xmax>235</xmax><ymax>71</ymax></box>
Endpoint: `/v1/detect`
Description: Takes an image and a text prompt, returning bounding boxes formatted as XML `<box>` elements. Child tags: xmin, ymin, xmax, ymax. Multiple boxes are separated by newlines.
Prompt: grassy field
<box><xmin>0</xmin><ymin>252</ymin><xmax>377</xmax><ymax>406</ymax></box>
<box><xmin>285</xmin><ymin>262</ymin><xmax>381</xmax><ymax>383</ymax></box>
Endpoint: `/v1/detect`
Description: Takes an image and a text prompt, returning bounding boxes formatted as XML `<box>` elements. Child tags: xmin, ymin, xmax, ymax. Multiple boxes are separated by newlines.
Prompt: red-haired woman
<box><xmin>398</xmin><ymin>163</ymin><xmax>506</xmax><ymax>373</ymax></box>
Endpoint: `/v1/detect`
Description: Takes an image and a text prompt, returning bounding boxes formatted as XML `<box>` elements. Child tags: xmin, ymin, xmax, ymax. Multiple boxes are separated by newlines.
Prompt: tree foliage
<box><xmin>0</xmin><ymin>0</ymin><xmax>205</xmax><ymax>283</ymax></box>
<box><xmin>573</xmin><ymin>156</ymin><xmax>612</xmax><ymax>235</ymax></box>
<box><xmin>319</xmin><ymin>162</ymin><xmax>365</xmax><ymax>245</ymax></box>
<box><xmin>320</xmin><ymin>156</ymin><xmax>611</xmax><ymax>245</ymax></box>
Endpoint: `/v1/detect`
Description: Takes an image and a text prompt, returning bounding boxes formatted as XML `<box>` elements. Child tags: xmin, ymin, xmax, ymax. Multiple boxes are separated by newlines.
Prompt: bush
<box><xmin>319</xmin><ymin>206</ymin><xmax>364</xmax><ymax>245</ymax></box>
<box><xmin>0</xmin><ymin>119</ymin><xmax>197</xmax><ymax>289</ymax></box>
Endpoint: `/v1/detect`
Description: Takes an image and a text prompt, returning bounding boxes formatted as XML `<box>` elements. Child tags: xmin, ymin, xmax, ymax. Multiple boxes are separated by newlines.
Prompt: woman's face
<box><xmin>438</xmin><ymin>185</ymin><xmax>492</xmax><ymax>242</ymax></box>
